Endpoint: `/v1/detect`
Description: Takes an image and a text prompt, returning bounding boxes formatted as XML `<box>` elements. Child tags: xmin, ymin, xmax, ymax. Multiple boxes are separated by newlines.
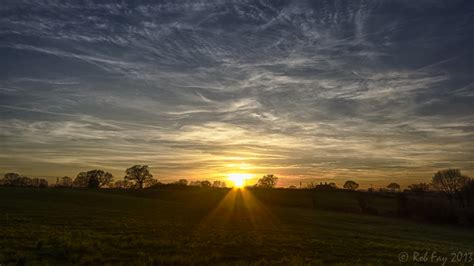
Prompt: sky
<box><xmin>0</xmin><ymin>0</ymin><xmax>473</xmax><ymax>187</ymax></box>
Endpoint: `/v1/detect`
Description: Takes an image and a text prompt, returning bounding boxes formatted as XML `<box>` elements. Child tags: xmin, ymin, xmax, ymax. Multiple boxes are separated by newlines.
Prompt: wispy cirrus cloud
<box><xmin>0</xmin><ymin>0</ymin><xmax>473</xmax><ymax>187</ymax></box>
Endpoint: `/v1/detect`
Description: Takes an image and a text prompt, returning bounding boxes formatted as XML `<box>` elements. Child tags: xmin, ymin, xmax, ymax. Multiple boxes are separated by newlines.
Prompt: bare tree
<box><xmin>97</xmin><ymin>171</ymin><xmax>113</xmax><ymax>187</ymax></box>
<box><xmin>124</xmin><ymin>165</ymin><xmax>154</xmax><ymax>189</ymax></box>
<box><xmin>432</xmin><ymin>169</ymin><xmax>469</xmax><ymax>206</ymax></box>
<box><xmin>257</xmin><ymin>174</ymin><xmax>278</xmax><ymax>188</ymax></box>
<box><xmin>407</xmin><ymin>183</ymin><xmax>430</xmax><ymax>196</ymax></box>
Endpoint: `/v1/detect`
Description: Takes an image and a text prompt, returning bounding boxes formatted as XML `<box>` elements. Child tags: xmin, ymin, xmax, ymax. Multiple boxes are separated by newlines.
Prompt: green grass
<box><xmin>0</xmin><ymin>187</ymin><xmax>473</xmax><ymax>265</ymax></box>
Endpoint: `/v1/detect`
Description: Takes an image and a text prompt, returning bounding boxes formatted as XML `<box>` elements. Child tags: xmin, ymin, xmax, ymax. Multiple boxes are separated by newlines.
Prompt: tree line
<box><xmin>337</xmin><ymin>169</ymin><xmax>474</xmax><ymax>208</ymax></box>
<box><xmin>0</xmin><ymin>173</ymin><xmax>49</xmax><ymax>188</ymax></box>
<box><xmin>57</xmin><ymin>165</ymin><xmax>159</xmax><ymax>189</ymax></box>
<box><xmin>0</xmin><ymin>165</ymin><xmax>280</xmax><ymax>190</ymax></box>
<box><xmin>2</xmin><ymin>167</ymin><xmax>473</xmax><ymax>226</ymax></box>
<box><xmin>0</xmin><ymin>165</ymin><xmax>157</xmax><ymax>189</ymax></box>
<box><xmin>2</xmin><ymin>167</ymin><xmax>472</xmax><ymax>206</ymax></box>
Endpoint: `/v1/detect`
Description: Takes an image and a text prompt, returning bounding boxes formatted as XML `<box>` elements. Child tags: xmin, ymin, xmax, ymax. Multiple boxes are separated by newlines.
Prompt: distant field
<box><xmin>1</xmin><ymin>187</ymin><xmax>473</xmax><ymax>265</ymax></box>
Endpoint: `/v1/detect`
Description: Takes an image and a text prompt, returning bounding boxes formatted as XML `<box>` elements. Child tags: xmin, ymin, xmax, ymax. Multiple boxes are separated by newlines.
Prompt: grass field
<box><xmin>1</xmin><ymin>187</ymin><xmax>473</xmax><ymax>265</ymax></box>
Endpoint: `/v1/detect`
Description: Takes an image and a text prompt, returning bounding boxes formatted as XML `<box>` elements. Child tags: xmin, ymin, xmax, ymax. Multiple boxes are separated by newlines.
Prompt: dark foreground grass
<box><xmin>0</xmin><ymin>187</ymin><xmax>473</xmax><ymax>265</ymax></box>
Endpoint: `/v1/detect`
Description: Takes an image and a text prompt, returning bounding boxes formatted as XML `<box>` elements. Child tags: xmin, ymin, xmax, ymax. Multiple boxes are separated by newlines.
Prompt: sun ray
<box><xmin>193</xmin><ymin>186</ymin><xmax>283</xmax><ymax>238</ymax></box>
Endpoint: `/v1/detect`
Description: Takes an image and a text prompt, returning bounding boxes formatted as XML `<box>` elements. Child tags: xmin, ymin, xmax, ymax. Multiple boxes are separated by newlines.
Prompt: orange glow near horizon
<box><xmin>227</xmin><ymin>173</ymin><xmax>253</xmax><ymax>188</ymax></box>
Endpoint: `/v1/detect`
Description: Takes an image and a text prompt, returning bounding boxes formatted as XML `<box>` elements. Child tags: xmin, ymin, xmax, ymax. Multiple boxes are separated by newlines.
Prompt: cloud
<box><xmin>0</xmin><ymin>0</ymin><xmax>473</xmax><ymax>186</ymax></box>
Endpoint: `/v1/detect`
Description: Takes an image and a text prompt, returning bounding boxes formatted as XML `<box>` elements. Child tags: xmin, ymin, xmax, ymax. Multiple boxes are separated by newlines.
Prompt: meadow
<box><xmin>1</xmin><ymin>187</ymin><xmax>473</xmax><ymax>265</ymax></box>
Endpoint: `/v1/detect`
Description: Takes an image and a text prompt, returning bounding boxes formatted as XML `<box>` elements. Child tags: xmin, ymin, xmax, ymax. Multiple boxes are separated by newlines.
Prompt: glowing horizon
<box><xmin>227</xmin><ymin>173</ymin><xmax>254</xmax><ymax>188</ymax></box>
<box><xmin>0</xmin><ymin>1</ymin><xmax>473</xmax><ymax>187</ymax></box>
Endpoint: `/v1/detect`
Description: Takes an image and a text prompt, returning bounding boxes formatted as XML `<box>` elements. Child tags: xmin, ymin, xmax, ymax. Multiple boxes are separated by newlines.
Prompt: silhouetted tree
<box><xmin>2</xmin><ymin>172</ymin><xmax>21</xmax><ymax>186</ymax></box>
<box><xmin>73</xmin><ymin>172</ymin><xmax>89</xmax><ymax>187</ymax></box>
<box><xmin>189</xmin><ymin>181</ymin><xmax>201</xmax><ymax>186</ymax></box>
<box><xmin>30</xmin><ymin>178</ymin><xmax>40</xmax><ymax>187</ymax></box>
<box><xmin>343</xmin><ymin>180</ymin><xmax>359</xmax><ymax>190</ymax></box>
<box><xmin>74</xmin><ymin>170</ymin><xmax>114</xmax><ymax>188</ymax></box>
<box><xmin>257</xmin><ymin>174</ymin><xmax>278</xmax><ymax>188</ymax></box>
<box><xmin>31</xmin><ymin>178</ymin><xmax>48</xmax><ymax>188</ymax></box>
<box><xmin>0</xmin><ymin>173</ymin><xmax>48</xmax><ymax>188</ymax></box>
<box><xmin>58</xmin><ymin>176</ymin><xmax>73</xmax><ymax>188</ymax></box>
<box><xmin>176</xmin><ymin>179</ymin><xmax>188</xmax><ymax>186</ymax></box>
<box><xmin>432</xmin><ymin>169</ymin><xmax>469</xmax><ymax>206</ymax></box>
<box><xmin>88</xmin><ymin>174</ymin><xmax>100</xmax><ymax>188</ymax></box>
<box><xmin>147</xmin><ymin>179</ymin><xmax>159</xmax><ymax>187</ymax></box>
<box><xmin>113</xmin><ymin>180</ymin><xmax>132</xmax><ymax>189</ymax></box>
<box><xmin>124</xmin><ymin>165</ymin><xmax>154</xmax><ymax>189</ymax></box>
<box><xmin>96</xmin><ymin>170</ymin><xmax>113</xmax><ymax>187</ymax></box>
<box><xmin>314</xmin><ymin>182</ymin><xmax>337</xmax><ymax>191</ymax></box>
<box><xmin>408</xmin><ymin>183</ymin><xmax>430</xmax><ymax>196</ymax></box>
<box><xmin>201</xmin><ymin>180</ymin><xmax>212</xmax><ymax>187</ymax></box>
<box><xmin>19</xmin><ymin>176</ymin><xmax>32</xmax><ymax>187</ymax></box>
<box><xmin>387</xmin><ymin>182</ymin><xmax>401</xmax><ymax>192</ymax></box>
<box><xmin>211</xmin><ymin>180</ymin><xmax>227</xmax><ymax>188</ymax></box>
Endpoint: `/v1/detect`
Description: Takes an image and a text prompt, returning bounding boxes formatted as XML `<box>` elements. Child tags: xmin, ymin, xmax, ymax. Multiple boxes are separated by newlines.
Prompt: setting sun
<box><xmin>227</xmin><ymin>173</ymin><xmax>253</xmax><ymax>188</ymax></box>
